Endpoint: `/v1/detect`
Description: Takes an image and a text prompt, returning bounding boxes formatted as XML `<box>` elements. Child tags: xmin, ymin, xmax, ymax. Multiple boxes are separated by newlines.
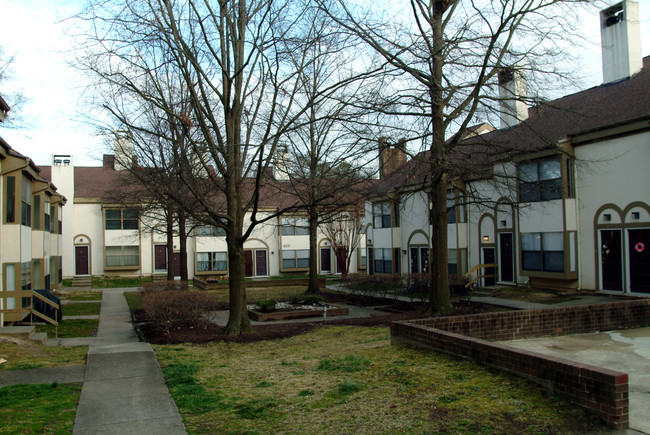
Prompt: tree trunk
<box><xmin>178</xmin><ymin>209</ymin><xmax>189</xmax><ymax>286</ymax></box>
<box><xmin>426</xmin><ymin>176</ymin><xmax>453</xmax><ymax>314</ymax></box>
<box><xmin>306</xmin><ymin>207</ymin><xmax>321</xmax><ymax>295</ymax></box>
<box><xmin>223</xmin><ymin>227</ymin><xmax>253</xmax><ymax>334</ymax></box>
<box><xmin>425</xmin><ymin>2</ymin><xmax>453</xmax><ymax>314</ymax></box>
<box><xmin>166</xmin><ymin>204</ymin><xmax>175</xmax><ymax>281</ymax></box>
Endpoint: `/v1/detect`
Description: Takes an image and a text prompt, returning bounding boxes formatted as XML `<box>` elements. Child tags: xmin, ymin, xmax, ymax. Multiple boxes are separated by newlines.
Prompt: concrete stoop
<box><xmin>0</xmin><ymin>326</ymin><xmax>48</xmax><ymax>344</ymax></box>
<box><xmin>72</xmin><ymin>276</ymin><xmax>92</xmax><ymax>287</ymax></box>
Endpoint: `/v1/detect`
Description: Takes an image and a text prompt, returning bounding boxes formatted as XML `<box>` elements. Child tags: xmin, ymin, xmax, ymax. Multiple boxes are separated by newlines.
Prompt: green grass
<box><xmin>124</xmin><ymin>291</ymin><xmax>143</xmax><ymax>312</ymax></box>
<box><xmin>62</xmin><ymin>302</ymin><xmax>100</xmax><ymax>316</ymax></box>
<box><xmin>0</xmin><ymin>383</ymin><xmax>81</xmax><ymax>433</ymax></box>
<box><xmin>91</xmin><ymin>276</ymin><xmax>152</xmax><ymax>289</ymax></box>
<box><xmin>0</xmin><ymin>341</ymin><xmax>87</xmax><ymax>370</ymax></box>
<box><xmin>154</xmin><ymin>326</ymin><xmax>606</xmax><ymax>434</ymax></box>
<box><xmin>36</xmin><ymin>319</ymin><xmax>98</xmax><ymax>338</ymax></box>
<box><xmin>57</xmin><ymin>289</ymin><xmax>102</xmax><ymax>301</ymax></box>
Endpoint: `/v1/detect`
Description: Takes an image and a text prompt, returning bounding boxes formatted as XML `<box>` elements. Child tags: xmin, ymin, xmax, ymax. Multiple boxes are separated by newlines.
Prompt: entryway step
<box><xmin>72</xmin><ymin>276</ymin><xmax>92</xmax><ymax>287</ymax></box>
<box><xmin>0</xmin><ymin>326</ymin><xmax>48</xmax><ymax>344</ymax></box>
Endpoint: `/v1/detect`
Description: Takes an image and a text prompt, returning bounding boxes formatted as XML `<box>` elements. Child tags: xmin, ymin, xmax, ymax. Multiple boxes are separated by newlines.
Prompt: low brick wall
<box><xmin>391</xmin><ymin>300</ymin><xmax>650</xmax><ymax>429</ymax></box>
<box><xmin>194</xmin><ymin>277</ymin><xmax>326</xmax><ymax>291</ymax></box>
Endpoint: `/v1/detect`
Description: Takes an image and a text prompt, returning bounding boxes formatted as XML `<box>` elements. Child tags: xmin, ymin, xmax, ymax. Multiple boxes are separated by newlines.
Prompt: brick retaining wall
<box><xmin>390</xmin><ymin>300</ymin><xmax>650</xmax><ymax>428</ymax></box>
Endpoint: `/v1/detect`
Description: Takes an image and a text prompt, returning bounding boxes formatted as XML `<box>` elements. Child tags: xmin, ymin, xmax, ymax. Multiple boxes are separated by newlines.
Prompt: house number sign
<box><xmin>635</xmin><ymin>242</ymin><xmax>645</xmax><ymax>253</ymax></box>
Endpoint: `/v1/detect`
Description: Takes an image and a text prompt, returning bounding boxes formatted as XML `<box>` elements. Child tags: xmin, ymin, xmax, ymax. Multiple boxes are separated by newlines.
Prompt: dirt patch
<box><xmin>135</xmin><ymin>299</ymin><xmax>498</xmax><ymax>344</ymax></box>
<box><xmin>490</xmin><ymin>287</ymin><xmax>578</xmax><ymax>304</ymax></box>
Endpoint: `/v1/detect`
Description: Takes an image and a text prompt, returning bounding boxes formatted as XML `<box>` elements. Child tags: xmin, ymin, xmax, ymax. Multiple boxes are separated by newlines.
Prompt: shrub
<box><xmin>255</xmin><ymin>299</ymin><xmax>277</xmax><ymax>313</ymax></box>
<box><xmin>142</xmin><ymin>290</ymin><xmax>218</xmax><ymax>334</ymax></box>
<box><xmin>290</xmin><ymin>294</ymin><xmax>323</xmax><ymax>305</ymax></box>
<box><xmin>340</xmin><ymin>274</ymin><xmax>406</xmax><ymax>300</ymax></box>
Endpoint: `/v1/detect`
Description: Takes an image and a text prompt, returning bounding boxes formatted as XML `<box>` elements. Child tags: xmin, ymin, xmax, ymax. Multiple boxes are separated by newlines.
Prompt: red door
<box><xmin>154</xmin><ymin>245</ymin><xmax>168</xmax><ymax>271</ymax></box>
<box><xmin>320</xmin><ymin>248</ymin><xmax>331</xmax><ymax>273</ymax></box>
<box><xmin>75</xmin><ymin>246</ymin><xmax>89</xmax><ymax>275</ymax></box>
<box><xmin>173</xmin><ymin>253</ymin><xmax>181</xmax><ymax>277</ymax></box>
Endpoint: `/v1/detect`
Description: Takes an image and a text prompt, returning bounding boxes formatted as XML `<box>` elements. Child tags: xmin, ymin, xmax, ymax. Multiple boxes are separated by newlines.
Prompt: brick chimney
<box><xmin>498</xmin><ymin>67</ymin><xmax>528</xmax><ymax>129</ymax></box>
<box><xmin>103</xmin><ymin>154</ymin><xmax>115</xmax><ymax>170</ymax></box>
<box><xmin>378</xmin><ymin>137</ymin><xmax>407</xmax><ymax>179</ymax></box>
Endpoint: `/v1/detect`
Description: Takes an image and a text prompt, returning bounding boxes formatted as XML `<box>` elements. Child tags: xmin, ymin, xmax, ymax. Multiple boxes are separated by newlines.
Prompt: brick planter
<box><xmin>390</xmin><ymin>300</ymin><xmax>650</xmax><ymax>429</ymax></box>
<box><xmin>248</xmin><ymin>304</ymin><xmax>349</xmax><ymax>321</ymax></box>
<box><xmin>194</xmin><ymin>277</ymin><xmax>326</xmax><ymax>291</ymax></box>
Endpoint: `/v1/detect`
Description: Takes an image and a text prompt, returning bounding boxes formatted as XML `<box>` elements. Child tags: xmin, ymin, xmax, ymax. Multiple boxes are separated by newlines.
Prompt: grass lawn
<box><xmin>124</xmin><ymin>291</ymin><xmax>143</xmax><ymax>312</ymax></box>
<box><xmin>0</xmin><ymin>340</ymin><xmax>87</xmax><ymax>371</ymax></box>
<box><xmin>0</xmin><ymin>383</ymin><xmax>81</xmax><ymax>433</ymax></box>
<box><xmin>36</xmin><ymin>319</ymin><xmax>99</xmax><ymax>338</ymax></box>
<box><xmin>207</xmin><ymin>285</ymin><xmax>308</xmax><ymax>305</ymax></box>
<box><xmin>155</xmin><ymin>326</ymin><xmax>604</xmax><ymax>434</ymax></box>
<box><xmin>56</xmin><ymin>289</ymin><xmax>102</xmax><ymax>301</ymax></box>
<box><xmin>62</xmin><ymin>302</ymin><xmax>101</xmax><ymax>317</ymax></box>
<box><xmin>91</xmin><ymin>275</ymin><xmax>152</xmax><ymax>289</ymax></box>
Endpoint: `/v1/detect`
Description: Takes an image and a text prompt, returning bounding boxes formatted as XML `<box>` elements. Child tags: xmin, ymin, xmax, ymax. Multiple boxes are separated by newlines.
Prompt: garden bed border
<box><xmin>391</xmin><ymin>299</ymin><xmax>650</xmax><ymax>429</ymax></box>
<box><xmin>248</xmin><ymin>304</ymin><xmax>349</xmax><ymax>321</ymax></box>
<box><xmin>194</xmin><ymin>277</ymin><xmax>326</xmax><ymax>290</ymax></box>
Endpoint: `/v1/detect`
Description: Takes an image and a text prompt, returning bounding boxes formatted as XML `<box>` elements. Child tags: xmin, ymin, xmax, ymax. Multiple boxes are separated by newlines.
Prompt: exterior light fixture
<box><xmin>483</xmin><ymin>235</ymin><xmax>490</xmax><ymax>242</ymax></box>
<box><xmin>500</xmin><ymin>220</ymin><xmax>507</xmax><ymax>227</ymax></box>
<box><xmin>604</xmin><ymin>214</ymin><xmax>611</xmax><ymax>222</ymax></box>
<box><xmin>632</xmin><ymin>212</ymin><xmax>640</xmax><ymax>220</ymax></box>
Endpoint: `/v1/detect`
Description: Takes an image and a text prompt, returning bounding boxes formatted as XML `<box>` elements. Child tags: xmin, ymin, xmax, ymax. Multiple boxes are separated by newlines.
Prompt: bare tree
<box><xmin>275</xmin><ymin>4</ymin><xmax>380</xmax><ymax>293</ymax></box>
<box><xmin>323</xmin><ymin>0</ymin><xmax>592</xmax><ymax>313</ymax></box>
<box><xmin>74</xmin><ymin>0</ymin><xmax>326</xmax><ymax>334</ymax></box>
<box><xmin>0</xmin><ymin>46</ymin><xmax>29</xmax><ymax>129</ymax></box>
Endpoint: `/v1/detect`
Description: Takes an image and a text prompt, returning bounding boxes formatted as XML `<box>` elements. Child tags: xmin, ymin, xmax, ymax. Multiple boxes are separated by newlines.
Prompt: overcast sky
<box><xmin>0</xmin><ymin>0</ymin><xmax>648</xmax><ymax>168</ymax></box>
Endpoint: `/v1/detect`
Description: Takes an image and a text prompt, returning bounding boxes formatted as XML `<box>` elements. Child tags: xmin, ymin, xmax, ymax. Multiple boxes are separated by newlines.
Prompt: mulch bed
<box><xmin>134</xmin><ymin>293</ymin><xmax>499</xmax><ymax>344</ymax></box>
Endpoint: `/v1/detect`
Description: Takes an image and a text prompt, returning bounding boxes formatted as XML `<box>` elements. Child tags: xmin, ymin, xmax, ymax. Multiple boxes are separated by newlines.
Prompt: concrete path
<box><xmin>72</xmin><ymin>288</ymin><xmax>186</xmax><ymax>435</ymax></box>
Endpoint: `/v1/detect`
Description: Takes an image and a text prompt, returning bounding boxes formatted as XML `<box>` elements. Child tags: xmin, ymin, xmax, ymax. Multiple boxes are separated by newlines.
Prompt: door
<box><xmin>75</xmin><ymin>246</ymin><xmax>89</xmax><ymax>275</ymax></box>
<box><xmin>600</xmin><ymin>229</ymin><xmax>623</xmax><ymax>291</ymax></box>
<box><xmin>368</xmin><ymin>248</ymin><xmax>374</xmax><ymax>275</ymax></box>
<box><xmin>499</xmin><ymin>233</ymin><xmax>514</xmax><ymax>283</ymax></box>
<box><xmin>244</xmin><ymin>250</ymin><xmax>254</xmax><ymax>277</ymax></box>
<box><xmin>154</xmin><ymin>245</ymin><xmax>168</xmax><ymax>272</ymax></box>
<box><xmin>173</xmin><ymin>253</ymin><xmax>181</xmax><ymax>277</ymax></box>
<box><xmin>483</xmin><ymin>247</ymin><xmax>496</xmax><ymax>286</ymax></box>
<box><xmin>420</xmin><ymin>248</ymin><xmax>429</xmax><ymax>273</ymax></box>
<box><xmin>410</xmin><ymin>247</ymin><xmax>419</xmax><ymax>273</ymax></box>
<box><xmin>321</xmin><ymin>248</ymin><xmax>332</xmax><ymax>273</ymax></box>
<box><xmin>255</xmin><ymin>250</ymin><xmax>268</xmax><ymax>277</ymax></box>
<box><xmin>628</xmin><ymin>229</ymin><xmax>650</xmax><ymax>293</ymax></box>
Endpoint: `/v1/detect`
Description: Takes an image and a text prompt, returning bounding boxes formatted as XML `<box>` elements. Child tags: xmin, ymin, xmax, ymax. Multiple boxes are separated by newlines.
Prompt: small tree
<box><xmin>323</xmin><ymin>207</ymin><xmax>364</xmax><ymax>277</ymax></box>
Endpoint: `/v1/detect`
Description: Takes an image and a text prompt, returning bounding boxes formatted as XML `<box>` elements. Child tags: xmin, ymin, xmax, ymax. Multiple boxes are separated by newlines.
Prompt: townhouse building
<box><xmin>365</xmin><ymin>0</ymin><xmax>649</xmax><ymax>295</ymax></box>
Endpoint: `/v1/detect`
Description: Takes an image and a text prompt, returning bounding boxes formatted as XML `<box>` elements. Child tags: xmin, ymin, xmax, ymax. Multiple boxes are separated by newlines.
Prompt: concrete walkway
<box><xmin>71</xmin><ymin>288</ymin><xmax>186</xmax><ymax>434</ymax></box>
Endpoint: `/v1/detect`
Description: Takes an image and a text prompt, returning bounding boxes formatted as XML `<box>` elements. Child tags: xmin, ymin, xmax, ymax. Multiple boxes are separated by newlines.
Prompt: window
<box><xmin>44</xmin><ymin>199</ymin><xmax>50</xmax><ymax>232</ymax></box>
<box><xmin>447</xmin><ymin>193</ymin><xmax>456</xmax><ymax>224</ymax></box>
<box><xmin>49</xmin><ymin>205</ymin><xmax>55</xmax><ymax>232</ymax></box>
<box><xmin>519</xmin><ymin>157</ymin><xmax>562</xmax><ymax>202</ymax></box>
<box><xmin>360</xmin><ymin>248</ymin><xmax>367</xmax><ymax>267</ymax></box>
<box><xmin>6</xmin><ymin>176</ymin><xmax>15</xmax><ymax>223</ymax></box>
<box><xmin>196</xmin><ymin>224</ymin><xmax>226</xmax><ymax>237</ymax></box>
<box><xmin>197</xmin><ymin>252</ymin><xmax>228</xmax><ymax>272</ymax></box>
<box><xmin>105</xmin><ymin>209</ymin><xmax>138</xmax><ymax>230</ymax></box>
<box><xmin>21</xmin><ymin>262</ymin><xmax>31</xmax><ymax>290</ymax></box>
<box><xmin>374</xmin><ymin>248</ymin><xmax>392</xmax><ymax>274</ymax></box>
<box><xmin>105</xmin><ymin>246</ymin><xmax>140</xmax><ymax>268</ymax></box>
<box><xmin>58</xmin><ymin>206</ymin><xmax>62</xmax><ymax>234</ymax></box>
<box><xmin>282</xmin><ymin>249</ymin><xmax>309</xmax><ymax>269</ymax></box>
<box><xmin>21</xmin><ymin>177</ymin><xmax>31</xmax><ymax>227</ymax></box>
<box><xmin>373</xmin><ymin>203</ymin><xmax>392</xmax><ymax>228</ymax></box>
<box><xmin>33</xmin><ymin>195</ymin><xmax>41</xmax><ymax>229</ymax></box>
<box><xmin>282</xmin><ymin>217</ymin><xmax>309</xmax><ymax>236</ymax></box>
<box><xmin>521</xmin><ymin>232</ymin><xmax>564</xmax><ymax>272</ymax></box>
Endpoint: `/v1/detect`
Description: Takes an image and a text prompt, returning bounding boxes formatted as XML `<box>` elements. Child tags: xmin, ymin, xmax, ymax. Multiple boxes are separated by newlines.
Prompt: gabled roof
<box><xmin>372</xmin><ymin>55</ymin><xmax>650</xmax><ymax>196</ymax></box>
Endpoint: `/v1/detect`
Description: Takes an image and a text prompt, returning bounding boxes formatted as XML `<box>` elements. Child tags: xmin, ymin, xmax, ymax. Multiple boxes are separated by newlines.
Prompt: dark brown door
<box><xmin>628</xmin><ymin>229</ymin><xmax>650</xmax><ymax>293</ymax></box>
<box><xmin>154</xmin><ymin>245</ymin><xmax>168</xmax><ymax>271</ymax></box>
<box><xmin>255</xmin><ymin>250</ymin><xmax>268</xmax><ymax>276</ymax></box>
<box><xmin>321</xmin><ymin>248</ymin><xmax>332</xmax><ymax>273</ymax></box>
<box><xmin>601</xmin><ymin>229</ymin><xmax>623</xmax><ymax>291</ymax></box>
<box><xmin>75</xmin><ymin>246</ymin><xmax>89</xmax><ymax>275</ymax></box>
<box><xmin>499</xmin><ymin>233</ymin><xmax>514</xmax><ymax>283</ymax></box>
<box><xmin>483</xmin><ymin>247</ymin><xmax>496</xmax><ymax>286</ymax></box>
<box><xmin>173</xmin><ymin>253</ymin><xmax>181</xmax><ymax>277</ymax></box>
<box><xmin>244</xmin><ymin>250</ymin><xmax>254</xmax><ymax>277</ymax></box>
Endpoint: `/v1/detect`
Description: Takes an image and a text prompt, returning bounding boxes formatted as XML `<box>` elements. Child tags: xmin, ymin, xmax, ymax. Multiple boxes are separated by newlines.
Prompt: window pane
<box><xmin>213</xmin><ymin>226</ymin><xmax>226</xmax><ymax>237</ymax></box>
<box><xmin>197</xmin><ymin>252</ymin><xmax>210</xmax><ymax>271</ymax></box>
<box><xmin>374</xmin><ymin>216</ymin><xmax>383</xmax><ymax>228</ymax></box>
<box><xmin>521</xmin><ymin>233</ymin><xmax>541</xmax><ymax>251</ymax></box>
<box><xmin>6</xmin><ymin>176</ymin><xmax>15</xmax><ymax>223</ymax></box>
<box><xmin>541</xmin><ymin>178</ymin><xmax>562</xmax><ymax>200</ymax></box>
<box><xmin>539</xmin><ymin>158</ymin><xmax>561</xmax><ymax>180</ymax></box>
<box><xmin>381</xmin><ymin>203</ymin><xmax>391</xmax><ymax>214</ymax></box>
<box><xmin>283</xmin><ymin>259</ymin><xmax>296</xmax><ymax>268</ymax></box>
<box><xmin>374</xmin><ymin>260</ymin><xmax>384</xmax><ymax>273</ymax></box>
<box><xmin>375</xmin><ymin>248</ymin><xmax>384</xmax><ymax>261</ymax></box>
<box><xmin>295</xmin><ymin>217</ymin><xmax>309</xmax><ymax>235</ymax></box>
<box><xmin>297</xmin><ymin>250</ymin><xmax>309</xmax><ymax>259</ymax></box>
<box><xmin>106</xmin><ymin>246</ymin><xmax>122</xmax><ymax>267</ymax></box>
<box><xmin>543</xmin><ymin>251</ymin><xmax>564</xmax><ymax>272</ymax></box>
<box><xmin>542</xmin><ymin>232</ymin><xmax>563</xmax><ymax>251</ymax></box>
<box><xmin>123</xmin><ymin>246</ymin><xmax>139</xmax><ymax>266</ymax></box>
<box><xmin>520</xmin><ymin>162</ymin><xmax>538</xmax><ymax>182</ymax></box>
<box><xmin>123</xmin><ymin>209</ymin><xmax>138</xmax><ymax>220</ymax></box>
<box><xmin>519</xmin><ymin>182</ymin><xmax>539</xmax><ymax>202</ymax></box>
<box><xmin>382</xmin><ymin>215</ymin><xmax>391</xmax><ymax>228</ymax></box>
<box><xmin>522</xmin><ymin>252</ymin><xmax>542</xmax><ymax>271</ymax></box>
<box><xmin>282</xmin><ymin>250</ymin><xmax>294</xmax><ymax>260</ymax></box>
<box><xmin>106</xmin><ymin>210</ymin><xmax>121</xmax><ymax>219</ymax></box>
<box><xmin>197</xmin><ymin>225</ymin><xmax>211</xmax><ymax>236</ymax></box>
<box><xmin>282</xmin><ymin>217</ymin><xmax>294</xmax><ymax>235</ymax></box>
<box><xmin>213</xmin><ymin>252</ymin><xmax>227</xmax><ymax>271</ymax></box>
